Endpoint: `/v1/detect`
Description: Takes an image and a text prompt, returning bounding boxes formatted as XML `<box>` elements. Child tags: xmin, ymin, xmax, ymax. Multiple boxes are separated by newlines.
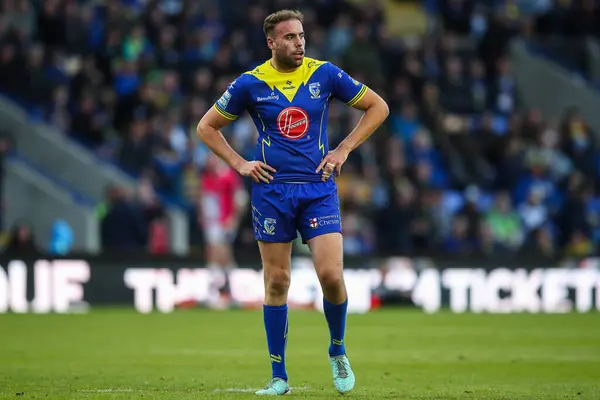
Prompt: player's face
<box><xmin>270</xmin><ymin>19</ymin><xmax>305</xmax><ymax>69</ymax></box>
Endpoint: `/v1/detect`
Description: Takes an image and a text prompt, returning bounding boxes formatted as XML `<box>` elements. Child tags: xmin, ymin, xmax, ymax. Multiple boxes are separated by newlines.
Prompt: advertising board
<box><xmin>1</xmin><ymin>257</ymin><xmax>598</xmax><ymax>314</ymax></box>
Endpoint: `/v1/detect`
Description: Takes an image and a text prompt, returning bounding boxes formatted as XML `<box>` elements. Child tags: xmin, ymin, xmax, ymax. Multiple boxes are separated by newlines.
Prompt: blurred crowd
<box><xmin>1</xmin><ymin>0</ymin><xmax>600</xmax><ymax>258</ymax></box>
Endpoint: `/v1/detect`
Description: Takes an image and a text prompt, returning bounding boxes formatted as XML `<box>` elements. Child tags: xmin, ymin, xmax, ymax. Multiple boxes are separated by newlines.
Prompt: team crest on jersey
<box><xmin>309</xmin><ymin>82</ymin><xmax>321</xmax><ymax>99</ymax></box>
<box><xmin>263</xmin><ymin>218</ymin><xmax>276</xmax><ymax>235</ymax></box>
<box><xmin>277</xmin><ymin>107</ymin><xmax>309</xmax><ymax>140</ymax></box>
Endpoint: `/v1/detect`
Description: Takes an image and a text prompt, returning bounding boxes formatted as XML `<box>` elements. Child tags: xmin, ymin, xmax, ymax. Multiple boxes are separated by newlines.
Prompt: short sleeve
<box><xmin>213</xmin><ymin>76</ymin><xmax>248</xmax><ymax>121</ymax></box>
<box><xmin>328</xmin><ymin>63</ymin><xmax>368</xmax><ymax>107</ymax></box>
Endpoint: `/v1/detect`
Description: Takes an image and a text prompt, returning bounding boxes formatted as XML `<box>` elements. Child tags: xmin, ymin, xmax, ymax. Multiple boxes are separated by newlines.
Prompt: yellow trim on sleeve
<box><xmin>213</xmin><ymin>104</ymin><xmax>238</xmax><ymax>121</ymax></box>
<box><xmin>347</xmin><ymin>85</ymin><xmax>368</xmax><ymax>107</ymax></box>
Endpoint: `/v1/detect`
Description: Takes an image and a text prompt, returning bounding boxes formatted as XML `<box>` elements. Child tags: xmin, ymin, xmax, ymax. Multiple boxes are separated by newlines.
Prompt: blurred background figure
<box><xmin>136</xmin><ymin>174</ymin><xmax>168</xmax><ymax>254</ymax></box>
<box><xmin>3</xmin><ymin>220</ymin><xmax>40</xmax><ymax>258</ymax></box>
<box><xmin>200</xmin><ymin>153</ymin><xmax>246</xmax><ymax>271</ymax></box>
<box><xmin>99</xmin><ymin>185</ymin><xmax>148</xmax><ymax>252</ymax></box>
<box><xmin>198</xmin><ymin>153</ymin><xmax>248</xmax><ymax>307</ymax></box>
<box><xmin>47</xmin><ymin>219</ymin><xmax>74</xmax><ymax>256</ymax></box>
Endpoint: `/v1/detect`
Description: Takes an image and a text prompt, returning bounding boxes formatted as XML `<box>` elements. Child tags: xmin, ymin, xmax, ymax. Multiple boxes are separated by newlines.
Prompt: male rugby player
<box><xmin>197</xmin><ymin>9</ymin><xmax>389</xmax><ymax>395</ymax></box>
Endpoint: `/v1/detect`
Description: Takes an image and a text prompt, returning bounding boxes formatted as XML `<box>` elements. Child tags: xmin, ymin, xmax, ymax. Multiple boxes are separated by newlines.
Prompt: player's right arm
<box><xmin>196</xmin><ymin>79</ymin><xmax>275</xmax><ymax>184</ymax></box>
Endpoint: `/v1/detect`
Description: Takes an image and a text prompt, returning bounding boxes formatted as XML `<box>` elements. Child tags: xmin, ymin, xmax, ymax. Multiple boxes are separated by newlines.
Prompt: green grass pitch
<box><xmin>0</xmin><ymin>308</ymin><xmax>599</xmax><ymax>399</ymax></box>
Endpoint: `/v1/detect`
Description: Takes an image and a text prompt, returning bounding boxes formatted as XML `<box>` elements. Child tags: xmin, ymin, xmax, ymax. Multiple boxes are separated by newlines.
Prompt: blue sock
<box><xmin>323</xmin><ymin>297</ymin><xmax>348</xmax><ymax>357</ymax></box>
<box><xmin>263</xmin><ymin>304</ymin><xmax>288</xmax><ymax>381</ymax></box>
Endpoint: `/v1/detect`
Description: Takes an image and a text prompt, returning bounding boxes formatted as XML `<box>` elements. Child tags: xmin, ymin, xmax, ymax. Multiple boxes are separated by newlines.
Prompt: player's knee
<box><xmin>265</xmin><ymin>269</ymin><xmax>291</xmax><ymax>297</ymax></box>
<box><xmin>317</xmin><ymin>269</ymin><xmax>343</xmax><ymax>291</ymax></box>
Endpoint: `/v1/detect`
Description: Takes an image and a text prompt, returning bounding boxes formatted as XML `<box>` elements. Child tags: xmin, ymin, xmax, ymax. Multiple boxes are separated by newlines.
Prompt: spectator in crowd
<box><xmin>3</xmin><ymin>220</ymin><xmax>40</xmax><ymax>257</ymax></box>
<box><xmin>99</xmin><ymin>185</ymin><xmax>148</xmax><ymax>252</ymax></box>
<box><xmin>47</xmin><ymin>219</ymin><xmax>74</xmax><ymax>256</ymax></box>
<box><xmin>484</xmin><ymin>191</ymin><xmax>523</xmax><ymax>252</ymax></box>
<box><xmin>136</xmin><ymin>174</ymin><xmax>168</xmax><ymax>253</ymax></box>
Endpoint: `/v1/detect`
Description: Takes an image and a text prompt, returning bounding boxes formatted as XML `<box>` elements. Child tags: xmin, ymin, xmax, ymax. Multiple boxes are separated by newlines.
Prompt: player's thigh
<box><xmin>307</xmin><ymin>232</ymin><xmax>344</xmax><ymax>285</ymax></box>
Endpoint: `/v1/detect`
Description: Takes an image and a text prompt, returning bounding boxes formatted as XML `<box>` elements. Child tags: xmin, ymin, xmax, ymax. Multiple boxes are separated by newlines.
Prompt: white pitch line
<box><xmin>212</xmin><ymin>388</ymin><xmax>257</xmax><ymax>393</ymax></box>
<box><xmin>213</xmin><ymin>386</ymin><xmax>310</xmax><ymax>393</ymax></box>
<box><xmin>77</xmin><ymin>386</ymin><xmax>311</xmax><ymax>394</ymax></box>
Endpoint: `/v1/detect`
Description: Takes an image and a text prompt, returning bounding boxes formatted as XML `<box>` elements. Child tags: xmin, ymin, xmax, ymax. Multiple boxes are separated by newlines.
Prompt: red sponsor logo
<box><xmin>277</xmin><ymin>107</ymin><xmax>309</xmax><ymax>139</ymax></box>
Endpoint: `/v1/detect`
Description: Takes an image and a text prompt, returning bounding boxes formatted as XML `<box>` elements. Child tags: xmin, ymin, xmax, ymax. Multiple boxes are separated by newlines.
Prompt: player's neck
<box><xmin>269</xmin><ymin>58</ymin><xmax>301</xmax><ymax>74</ymax></box>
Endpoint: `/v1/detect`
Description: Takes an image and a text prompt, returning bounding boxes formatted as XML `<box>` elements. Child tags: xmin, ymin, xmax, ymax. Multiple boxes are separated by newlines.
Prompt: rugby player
<box><xmin>197</xmin><ymin>9</ymin><xmax>389</xmax><ymax>395</ymax></box>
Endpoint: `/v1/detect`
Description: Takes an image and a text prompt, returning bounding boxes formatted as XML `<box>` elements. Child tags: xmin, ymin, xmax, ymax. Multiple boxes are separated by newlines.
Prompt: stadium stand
<box><xmin>1</xmin><ymin>0</ymin><xmax>600</xmax><ymax>258</ymax></box>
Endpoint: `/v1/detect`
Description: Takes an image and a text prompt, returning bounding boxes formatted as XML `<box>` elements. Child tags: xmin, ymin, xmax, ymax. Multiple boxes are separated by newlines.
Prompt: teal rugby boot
<box><xmin>255</xmin><ymin>378</ymin><xmax>291</xmax><ymax>396</ymax></box>
<box><xmin>329</xmin><ymin>355</ymin><xmax>355</xmax><ymax>394</ymax></box>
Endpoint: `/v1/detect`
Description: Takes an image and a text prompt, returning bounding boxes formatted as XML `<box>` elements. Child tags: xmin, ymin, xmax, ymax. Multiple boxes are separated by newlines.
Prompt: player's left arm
<box><xmin>316</xmin><ymin>65</ymin><xmax>389</xmax><ymax>179</ymax></box>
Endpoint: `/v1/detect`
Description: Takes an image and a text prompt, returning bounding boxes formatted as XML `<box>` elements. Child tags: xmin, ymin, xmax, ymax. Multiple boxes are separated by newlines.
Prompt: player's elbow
<box><xmin>196</xmin><ymin>119</ymin><xmax>213</xmax><ymax>144</ymax></box>
<box><xmin>377</xmin><ymin>96</ymin><xmax>390</xmax><ymax>120</ymax></box>
<box><xmin>368</xmin><ymin>97</ymin><xmax>389</xmax><ymax>128</ymax></box>
<box><xmin>365</xmin><ymin>90</ymin><xmax>389</xmax><ymax>121</ymax></box>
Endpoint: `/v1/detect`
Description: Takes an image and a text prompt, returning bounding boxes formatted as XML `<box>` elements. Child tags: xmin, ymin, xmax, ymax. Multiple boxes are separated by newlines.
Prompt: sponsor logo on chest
<box><xmin>277</xmin><ymin>107</ymin><xmax>309</xmax><ymax>140</ymax></box>
<box><xmin>257</xmin><ymin>92</ymin><xmax>280</xmax><ymax>102</ymax></box>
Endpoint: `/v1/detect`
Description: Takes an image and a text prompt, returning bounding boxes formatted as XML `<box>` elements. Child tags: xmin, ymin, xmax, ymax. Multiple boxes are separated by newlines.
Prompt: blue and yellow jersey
<box><xmin>213</xmin><ymin>57</ymin><xmax>368</xmax><ymax>183</ymax></box>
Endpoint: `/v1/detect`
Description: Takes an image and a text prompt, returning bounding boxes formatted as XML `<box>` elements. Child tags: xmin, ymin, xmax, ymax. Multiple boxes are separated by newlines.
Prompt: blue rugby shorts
<box><xmin>251</xmin><ymin>179</ymin><xmax>342</xmax><ymax>243</ymax></box>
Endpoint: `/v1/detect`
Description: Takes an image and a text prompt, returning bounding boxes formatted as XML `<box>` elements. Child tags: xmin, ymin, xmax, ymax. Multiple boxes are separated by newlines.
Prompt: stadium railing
<box><xmin>6</xmin><ymin>154</ymin><xmax>99</xmax><ymax>252</ymax></box>
<box><xmin>510</xmin><ymin>39</ymin><xmax>600</xmax><ymax>135</ymax></box>
<box><xmin>586</xmin><ymin>38</ymin><xmax>600</xmax><ymax>86</ymax></box>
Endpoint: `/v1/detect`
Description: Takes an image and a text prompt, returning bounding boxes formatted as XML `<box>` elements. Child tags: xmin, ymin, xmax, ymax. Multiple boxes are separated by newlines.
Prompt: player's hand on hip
<box><xmin>316</xmin><ymin>148</ymin><xmax>349</xmax><ymax>181</ymax></box>
<box><xmin>238</xmin><ymin>160</ymin><xmax>276</xmax><ymax>183</ymax></box>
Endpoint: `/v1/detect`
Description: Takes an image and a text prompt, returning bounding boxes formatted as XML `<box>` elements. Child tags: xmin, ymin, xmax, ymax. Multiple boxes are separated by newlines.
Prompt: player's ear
<box><xmin>266</xmin><ymin>36</ymin><xmax>275</xmax><ymax>50</ymax></box>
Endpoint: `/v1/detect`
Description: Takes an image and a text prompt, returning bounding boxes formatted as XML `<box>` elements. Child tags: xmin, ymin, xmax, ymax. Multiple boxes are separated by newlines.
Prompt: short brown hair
<box><xmin>263</xmin><ymin>9</ymin><xmax>304</xmax><ymax>37</ymax></box>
